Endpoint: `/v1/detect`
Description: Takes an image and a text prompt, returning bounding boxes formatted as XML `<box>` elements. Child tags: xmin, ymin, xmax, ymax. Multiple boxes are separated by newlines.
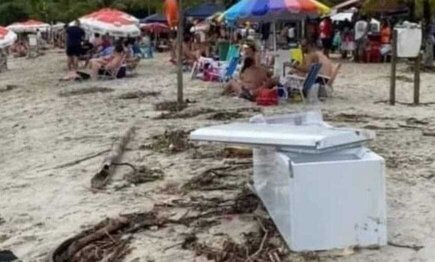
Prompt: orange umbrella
<box><xmin>164</xmin><ymin>0</ymin><xmax>179</xmax><ymax>28</ymax></box>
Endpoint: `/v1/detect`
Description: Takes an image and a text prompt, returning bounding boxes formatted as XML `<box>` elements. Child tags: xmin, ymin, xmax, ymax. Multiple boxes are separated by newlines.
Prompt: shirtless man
<box><xmin>224</xmin><ymin>57</ymin><xmax>269</xmax><ymax>99</ymax></box>
<box><xmin>291</xmin><ymin>40</ymin><xmax>333</xmax><ymax>78</ymax></box>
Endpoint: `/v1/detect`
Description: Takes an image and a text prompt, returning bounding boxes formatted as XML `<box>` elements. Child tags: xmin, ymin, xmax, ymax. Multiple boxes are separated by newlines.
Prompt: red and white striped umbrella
<box><xmin>0</xmin><ymin>26</ymin><xmax>17</xmax><ymax>48</ymax></box>
<box><xmin>7</xmin><ymin>19</ymin><xmax>50</xmax><ymax>33</ymax></box>
<box><xmin>79</xmin><ymin>8</ymin><xmax>140</xmax><ymax>37</ymax></box>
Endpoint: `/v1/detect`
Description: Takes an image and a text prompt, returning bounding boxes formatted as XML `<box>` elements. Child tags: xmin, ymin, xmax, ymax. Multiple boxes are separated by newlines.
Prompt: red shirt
<box><xmin>319</xmin><ymin>19</ymin><xmax>333</xmax><ymax>39</ymax></box>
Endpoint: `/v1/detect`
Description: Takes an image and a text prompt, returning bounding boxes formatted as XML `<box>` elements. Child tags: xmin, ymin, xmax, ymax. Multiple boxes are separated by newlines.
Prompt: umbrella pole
<box><xmin>176</xmin><ymin>0</ymin><xmax>184</xmax><ymax>105</ymax></box>
<box><xmin>273</xmin><ymin>20</ymin><xmax>277</xmax><ymax>55</ymax></box>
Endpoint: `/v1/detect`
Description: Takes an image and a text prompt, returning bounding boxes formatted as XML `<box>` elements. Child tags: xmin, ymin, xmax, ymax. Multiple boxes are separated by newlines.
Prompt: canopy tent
<box><xmin>141</xmin><ymin>13</ymin><xmax>167</xmax><ymax>24</ymax></box>
<box><xmin>78</xmin><ymin>8</ymin><xmax>140</xmax><ymax>37</ymax></box>
<box><xmin>332</xmin><ymin>0</ymin><xmax>362</xmax><ymax>11</ymax></box>
<box><xmin>0</xmin><ymin>26</ymin><xmax>17</xmax><ymax>48</ymax></box>
<box><xmin>185</xmin><ymin>3</ymin><xmax>225</xmax><ymax>19</ymax></box>
<box><xmin>7</xmin><ymin>19</ymin><xmax>50</xmax><ymax>33</ymax></box>
<box><xmin>140</xmin><ymin>22</ymin><xmax>170</xmax><ymax>34</ymax></box>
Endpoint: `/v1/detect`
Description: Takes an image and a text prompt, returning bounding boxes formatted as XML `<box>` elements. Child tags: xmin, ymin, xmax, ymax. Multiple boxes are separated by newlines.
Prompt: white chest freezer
<box><xmin>190</xmin><ymin>121</ymin><xmax>387</xmax><ymax>251</ymax></box>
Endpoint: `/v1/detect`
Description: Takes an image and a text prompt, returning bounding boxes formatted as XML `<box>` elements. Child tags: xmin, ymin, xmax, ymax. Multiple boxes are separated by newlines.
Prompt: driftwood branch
<box><xmin>388</xmin><ymin>241</ymin><xmax>424</xmax><ymax>251</ymax></box>
<box><xmin>91</xmin><ymin>125</ymin><xmax>135</xmax><ymax>189</ymax></box>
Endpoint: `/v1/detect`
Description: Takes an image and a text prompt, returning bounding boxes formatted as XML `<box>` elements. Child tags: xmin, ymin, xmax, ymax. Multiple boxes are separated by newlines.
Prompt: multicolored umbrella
<box><xmin>79</xmin><ymin>8</ymin><xmax>140</xmax><ymax>37</ymax></box>
<box><xmin>0</xmin><ymin>26</ymin><xmax>17</xmax><ymax>48</ymax></box>
<box><xmin>222</xmin><ymin>0</ymin><xmax>330</xmax><ymax>22</ymax></box>
<box><xmin>7</xmin><ymin>19</ymin><xmax>50</xmax><ymax>33</ymax></box>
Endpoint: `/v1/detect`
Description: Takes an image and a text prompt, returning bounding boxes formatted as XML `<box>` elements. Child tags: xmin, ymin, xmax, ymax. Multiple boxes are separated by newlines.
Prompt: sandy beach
<box><xmin>2</xmin><ymin>50</ymin><xmax>435</xmax><ymax>261</ymax></box>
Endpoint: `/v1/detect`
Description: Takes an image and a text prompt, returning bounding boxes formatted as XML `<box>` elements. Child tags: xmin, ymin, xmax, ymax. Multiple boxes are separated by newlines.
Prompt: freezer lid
<box><xmin>190</xmin><ymin>123</ymin><xmax>374</xmax><ymax>152</ymax></box>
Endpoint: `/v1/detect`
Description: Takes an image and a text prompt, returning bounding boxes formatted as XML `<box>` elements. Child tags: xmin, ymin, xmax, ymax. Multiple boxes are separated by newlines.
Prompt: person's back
<box><xmin>66</xmin><ymin>26</ymin><xmax>84</xmax><ymax>48</ymax></box>
<box><xmin>314</xmin><ymin>51</ymin><xmax>333</xmax><ymax>77</ymax></box>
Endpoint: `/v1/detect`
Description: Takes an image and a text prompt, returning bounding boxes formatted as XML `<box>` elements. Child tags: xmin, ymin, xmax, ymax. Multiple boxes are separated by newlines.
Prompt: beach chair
<box><xmin>274</xmin><ymin>49</ymin><xmax>292</xmax><ymax>77</ymax></box>
<box><xmin>220</xmin><ymin>56</ymin><xmax>240</xmax><ymax>82</ymax></box>
<box><xmin>318</xmin><ymin>63</ymin><xmax>341</xmax><ymax>91</ymax></box>
<box><xmin>285</xmin><ymin>63</ymin><xmax>322</xmax><ymax>103</ymax></box>
<box><xmin>99</xmin><ymin>55</ymin><xmax>127</xmax><ymax>80</ymax></box>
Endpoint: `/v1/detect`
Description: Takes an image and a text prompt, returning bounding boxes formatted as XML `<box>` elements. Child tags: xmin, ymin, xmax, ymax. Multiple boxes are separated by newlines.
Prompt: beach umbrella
<box><xmin>140</xmin><ymin>22</ymin><xmax>170</xmax><ymax>34</ymax></box>
<box><xmin>141</xmin><ymin>13</ymin><xmax>168</xmax><ymax>24</ymax></box>
<box><xmin>78</xmin><ymin>8</ymin><xmax>141</xmax><ymax>37</ymax></box>
<box><xmin>221</xmin><ymin>0</ymin><xmax>330</xmax><ymax>52</ymax></box>
<box><xmin>7</xmin><ymin>19</ymin><xmax>50</xmax><ymax>33</ymax></box>
<box><xmin>0</xmin><ymin>26</ymin><xmax>17</xmax><ymax>49</ymax></box>
<box><xmin>222</xmin><ymin>0</ymin><xmax>330</xmax><ymax>22</ymax></box>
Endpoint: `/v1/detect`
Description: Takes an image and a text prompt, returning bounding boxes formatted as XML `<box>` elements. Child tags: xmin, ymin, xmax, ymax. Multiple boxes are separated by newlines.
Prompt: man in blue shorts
<box><xmin>66</xmin><ymin>19</ymin><xmax>85</xmax><ymax>71</ymax></box>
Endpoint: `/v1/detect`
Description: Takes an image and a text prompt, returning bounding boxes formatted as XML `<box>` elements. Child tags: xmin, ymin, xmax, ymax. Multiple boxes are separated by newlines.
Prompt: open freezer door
<box><xmin>190</xmin><ymin>123</ymin><xmax>374</xmax><ymax>153</ymax></box>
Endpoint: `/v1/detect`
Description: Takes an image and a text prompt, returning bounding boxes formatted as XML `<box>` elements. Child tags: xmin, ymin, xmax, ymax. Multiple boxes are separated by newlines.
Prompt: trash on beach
<box><xmin>190</xmin><ymin>111</ymin><xmax>387</xmax><ymax>252</ymax></box>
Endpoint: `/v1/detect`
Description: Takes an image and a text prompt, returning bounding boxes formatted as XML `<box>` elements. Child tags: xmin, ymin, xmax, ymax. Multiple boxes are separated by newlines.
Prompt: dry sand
<box><xmin>1</xmin><ymin>50</ymin><xmax>435</xmax><ymax>261</ymax></box>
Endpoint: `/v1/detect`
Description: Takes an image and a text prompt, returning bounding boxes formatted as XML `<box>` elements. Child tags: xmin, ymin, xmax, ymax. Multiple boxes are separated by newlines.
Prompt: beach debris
<box><xmin>49</xmin><ymin>212</ymin><xmax>156</xmax><ymax>262</ymax></box>
<box><xmin>207</xmin><ymin>108</ymin><xmax>261</xmax><ymax>121</ymax></box>
<box><xmin>124</xmin><ymin>166</ymin><xmax>163</xmax><ymax>185</ymax></box>
<box><xmin>191</xmin><ymin>216</ymin><xmax>288</xmax><ymax>262</ymax></box>
<box><xmin>58</xmin><ymin>87</ymin><xmax>114</xmax><ymax>97</ymax></box>
<box><xmin>145</xmin><ymin>130</ymin><xmax>192</xmax><ymax>154</ymax></box>
<box><xmin>0</xmin><ymin>85</ymin><xmax>19</xmax><ymax>93</ymax></box>
<box><xmin>388</xmin><ymin>241</ymin><xmax>424</xmax><ymax>251</ymax></box>
<box><xmin>155</xmin><ymin>107</ymin><xmax>216</xmax><ymax>120</ymax></box>
<box><xmin>50</xmin><ymin>186</ymin><xmax>269</xmax><ymax>262</ymax></box>
<box><xmin>182</xmin><ymin>165</ymin><xmax>251</xmax><ymax>192</ymax></box>
<box><xmin>423</xmin><ymin>129</ymin><xmax>435</xmax><ymax>137</ymax></box>
<box><xmin>48</xmin><ymin>149</ymin><xmax>111</xmax><ymax>170</ymax></box>
<box><xmin>91</xmin><ymin>125</ymin><xmax>135</xmax><ymax>189</ymax></box>
<box><xmin>118</xmin><ymin>91</ymin><xmax>161</xmax><ymax>100</ymax></box>
<box><xmin>154</xmin><ymin>100</ymin><xmax>187</xmax><ymax>112</ymax></box>
<box><xmin>0</xmin><ymin>250</ymin><xmax>19</xmax><ymax>262</ymax></box>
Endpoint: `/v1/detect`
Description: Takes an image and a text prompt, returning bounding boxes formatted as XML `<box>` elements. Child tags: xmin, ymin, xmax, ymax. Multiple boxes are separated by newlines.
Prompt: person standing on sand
<box><xmin>65</xmin><ymin>19</ymin><xmax>85</xmax><ymax>71</ymax></box>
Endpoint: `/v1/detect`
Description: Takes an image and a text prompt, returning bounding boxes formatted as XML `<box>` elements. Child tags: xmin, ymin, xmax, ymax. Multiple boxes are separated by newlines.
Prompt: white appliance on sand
<box><xmin>190</xmin><ymin>112</ymin><xmax>387</xmax><ymax>252</ymax></box>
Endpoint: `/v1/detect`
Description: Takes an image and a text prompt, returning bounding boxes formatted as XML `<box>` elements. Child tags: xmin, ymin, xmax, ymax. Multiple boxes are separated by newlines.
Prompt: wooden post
<box><xmin>176</xmin><ymin>0</ymin><xmax>184</xmax><ymax>105</ymax></box>
<box><xmin>390</xmin><ymin>29</ymin><xmax>398</xmax><ymax>105</ymax></box>
<box><xmin>414</xmin><ymin>54</ymin><xmax>421</xmax><ymax>105</ymax></box>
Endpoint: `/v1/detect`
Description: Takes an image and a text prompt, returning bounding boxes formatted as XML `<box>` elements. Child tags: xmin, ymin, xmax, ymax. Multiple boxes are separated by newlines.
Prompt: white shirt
<box><xmin>355</xmin><ymin>20</ymin><xmax>368</xmax><ymax>41</ymax></box>
<box><xmin>288</xmin><ymin>27</ymin><xmax>295</xmax><ymax>39</ymax></box>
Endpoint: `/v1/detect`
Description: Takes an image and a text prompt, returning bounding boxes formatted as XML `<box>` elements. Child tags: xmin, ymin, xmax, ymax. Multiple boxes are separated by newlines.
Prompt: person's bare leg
<box><xmin>223</xmin><ymin>80</ymin><xmax>243</xmax><ymax>95</ymax></box>
<box><xmin>90</xmin><ymin>60</ymin><xmax>103</xmax><ymax>80</ymax></box>
<box><xmin>72</xmin><ymin>56</ymin><xmax>79</xmax><ymax>71</ymax></box>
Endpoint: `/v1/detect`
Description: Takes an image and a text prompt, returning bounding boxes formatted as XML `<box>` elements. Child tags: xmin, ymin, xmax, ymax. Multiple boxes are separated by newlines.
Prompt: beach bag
<box><xmin>256</xmin><ymin>88</ymin><xmax>278</xmax><ymax>106</ymax></box>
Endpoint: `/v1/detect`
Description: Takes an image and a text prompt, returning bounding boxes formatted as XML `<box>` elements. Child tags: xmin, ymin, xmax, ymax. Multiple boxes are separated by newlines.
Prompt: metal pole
<box><xmin>414</xmin><ymin>54</ymin><xmax>421</xmax><ymax>105</ymax></box>
<box><xmin>176</xmin><ymin>0</ymin><xmax>184</xmax><ymax>105</ymax></box>
<box><xmin>273</xmin><ymin>21</ymin><xmax>277</xmax><ymax>54</ymax></box>
<box><xmin>390</xmin><ymin>29</ymin><xmax>398</xmax><ymax>106</ymax></box>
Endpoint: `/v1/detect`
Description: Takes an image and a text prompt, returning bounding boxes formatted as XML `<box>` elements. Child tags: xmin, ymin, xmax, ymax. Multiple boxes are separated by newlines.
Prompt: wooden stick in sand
<box><xmin>91</xmin><ymin>125</ymin><xmax>135</xmax><ymax>189</ymax></box>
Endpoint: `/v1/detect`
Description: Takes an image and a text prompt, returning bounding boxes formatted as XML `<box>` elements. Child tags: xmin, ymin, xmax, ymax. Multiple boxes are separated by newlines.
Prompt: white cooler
<box><xmin>190</xmin><ymin>116</ymin><xmax>387</xmax><ymax>251</ymax></box>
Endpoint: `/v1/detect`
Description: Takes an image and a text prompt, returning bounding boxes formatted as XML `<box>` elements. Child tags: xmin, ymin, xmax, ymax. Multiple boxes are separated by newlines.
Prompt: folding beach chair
<box><xmin>285</xmin><ymin>63</ymin><xmax>322</xmax><ymax>103</ymax></box>
<box><xmin>99</xmin><ymin>55</ymin><xmax>127</xmax><ymax>80</ymax></box>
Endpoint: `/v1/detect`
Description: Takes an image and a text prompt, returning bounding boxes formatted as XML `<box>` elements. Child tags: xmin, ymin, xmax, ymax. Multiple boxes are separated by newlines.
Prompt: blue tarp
<box><xmin>141</xmin><ymin>13</ymin><xmax>167</xmax><ymax>24</ymax></box>
<box><xmin>184</xmin><ymin>3</ymin><xmax>225</xmax><ymax>19</ymax></box>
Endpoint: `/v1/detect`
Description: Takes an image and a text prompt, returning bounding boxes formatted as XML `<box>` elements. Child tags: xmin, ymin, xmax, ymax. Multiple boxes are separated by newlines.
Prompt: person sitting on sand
<box><xmin>10</xmin><ymin>41</ymin><xmax>28</xmax><ymax>58</ymax></box>
<box><xmin>224</xmin><ymin>57</ymin><xmax>270</xmax><ymax>100</ymax></box>
<box><xmin>242</xmin><ymin>42</ymin><xmax>261</xmax><ymax>66</ymax></box>
<box><xmin>89</xmin><ymin>41</ymin><xmax>126</xmax><ymax>80</ymax></box>
<box><xmin>290</xmin><ymin>39</ymin><xmax>333</xmax><ymax>79</ymax></box>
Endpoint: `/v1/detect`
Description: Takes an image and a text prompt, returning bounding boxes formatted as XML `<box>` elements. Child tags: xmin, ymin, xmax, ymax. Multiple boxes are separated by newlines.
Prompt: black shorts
<box><xmin>66</xmin><ymin>45</ymin><xmax>82</xmax><ymax>57</ymax></box>
<box><xmin>321</xmin><ymin>38</ymin><xmax>332</xmax><ymax>50</ymax></box>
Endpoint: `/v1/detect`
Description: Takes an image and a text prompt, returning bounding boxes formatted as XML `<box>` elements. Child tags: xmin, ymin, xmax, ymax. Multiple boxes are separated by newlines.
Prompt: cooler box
<box><xmin>190</xmin><ymin>120</ymin><xmax>387</xmax><ymax>251</ymax></box>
